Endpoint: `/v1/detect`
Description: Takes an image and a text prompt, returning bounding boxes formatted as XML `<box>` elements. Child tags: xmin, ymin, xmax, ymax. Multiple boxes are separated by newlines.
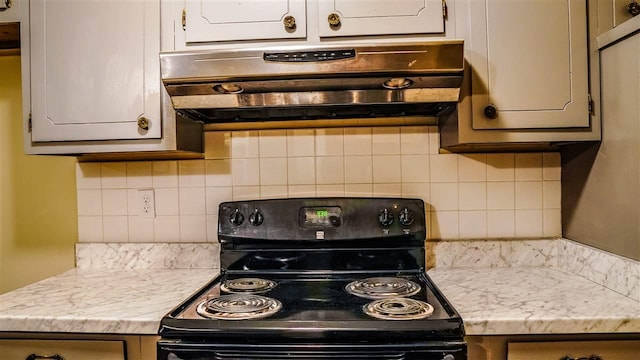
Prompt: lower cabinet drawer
<box><xmin>0</xmin><ymin>339</ymin><xmax>126</xmax><ymax>360</ymax></box>
<box><xmin>508</xmin><ymin>340</ymin><xmax>640</xmax><ymax>360</ymax></box>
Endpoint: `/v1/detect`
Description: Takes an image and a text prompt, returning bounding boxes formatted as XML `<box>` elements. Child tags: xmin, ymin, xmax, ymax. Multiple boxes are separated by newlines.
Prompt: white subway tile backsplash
<box><xmin>152</xmin><ymin>161</ymin><xmax>179</xmax><ymax>188</ymax></box>
<box><xmin>515</xmin><ymin>209</ymin><xmax>543</xmax><ymax>238</ymax></box>
<box><xmin>103</xmin><ymin>216</ymin><xmax>128</xmax><ymax>243</ymax></box>
<box><xmin>179</xmin><ymin>187</ymin><xmax>206</xmax><ymax>215</ymax></box>
<box><xmin>287</xmin><ymin>129</ymin><xmax>315</xmax><ymax>157</ymax></box>
<box><xmin>430</xmin><ymin>183</ymin><xmax>459</xmax><ymax>211</ymax></box>
<box><xmin>316</xmin><ymin>156</ymin><xmax>344</xmax><ymax>184</ymax></box>
<box><xmin>372</xmin><ymin>155</ymin><xmax>401</xmax><ymax>183</ymax></box>
<box><xmin>458</xmin><ymin>154</ymin><xmax>487</xmax><ymax>182</ymax></box>
<box><xmin>205</xmin><ymin>187</ymin><xmax>232</xmax><ymax>214</ymax></box>
<box><xmin>231</xmin><ymin>131</ymin><xmax>260</xmax><ymax>159</ymax></box>
<box><xmin>178</xmin><ymin>160</ymin><xmax>206</xmax><ymax>187</ymax></box>
<box><xmin>232</xmin><ymin>186</ymin><xmax>261</xmax><ymax>200</ymax></box>
<box><xmin>126</xmin><ymin>162</ymin><xmax>152</xmax><ymax>189</ymax></box>
<box><xmin>344</xmin><ymin>184</ymin><xmax>373</xmax><ymax>197</ymax></box>
<box><xmin>231</xmin><ymin>158</ymin><xmax>260</xmax><ymax>186</ymax></box>
<box><xmin>102</xmin><ymin>189</ymin><xmax>128</xmax><ymax>216</ymax></box>
<box><xmin>203</xmin><ymin>131</ymin><xmax>231</xmax><ymax>159</ymax></box>
<box><xmin>260</xmin><ymin>157</ymin><xmax>288</xmax><ymax>185</ymax></box>
<box><xmin>372</xmin><ymin>127</ymin><xmax>401</xmax><ymax>155</ymax></box>
<box><xmin>372</xmin><ymin>183</ymin><xmax>402</xmax><ymax>197</ymax></box>
<box><xmin>76</xmin><ymin>163</ymin><xmax>101</xmax><ymax>189</ymax></box>
<box><xmin>77</xmin><ymin>126</ymin><xmax>561</xmax><ymax>243</ymax></box>
<box><xmin>543</xmin><ymin>152</ymin><xmax>562</xmax><ymax>180</ymax></box>
<box><xmin>344</xmin><ymin>156</ymin><xmax>372</xmax><ymax>184</ymax></box>
<box><xmin>101</xmin><ymin>163</ymin><xmax>127</xmax><ymax>189</ymax></box>
<box><xmin>315</xmin><ymin>128</ymin><xmax>344</xmax><ymax>156</ymax></box>
<box><xmin>486</xmin><ymin>153</ymin><xmax>515</xmax><ymax>181</ymax></box>
<box><xmin>154</xmin><ymin>215</ymin><xmax>181</xmax><ymax>242</ymax></box>
<box><xmin>179</xmin><ymin>215</ymin><xmax>207</xmax><ymax>242</ymax></box>
<box><xmin>128</xmin><ymin>216</ymin><xmax>154</xmax><ymax>242</ymax></box>
<box><xmin>401</xmin><ymin>155</ymin><xmax>429</xmax><ymax>183</ymax></box>
<box><xmin>458</xmin><ymin>182</ymin><xmax>487</xmax><ymax>210</ymax></box>
<box><xmin>515</xmin><ymin>153</ymin><xmax>543</xmax><ymax>181</ymax></box>
<box><xmin>344</xmin><ymin>128</ymin><xmax>372</xmax><ymax>155</ymax></box>
<box><xmin>400</xmin><ymin>126</ymin><xmax>430</xmax><ymax>155</ymax></box>
<box><xmin>515</xmin><ymin>181</ymin><xmax>543</xmax><ymax>209</ymax></box>
<box><xmin>205</xmin><ymin>159</ymin><xmax>232</xmax><ymax>187</ymax></box>
<box><xmin>288</xmin><ymin>185</ymin><xmax>316</xmax><ymax>197</ymax></box>
<box><xmin>430</xmin><ymin>154</ymin><xmax>458</xmax><ymax>182</ymax></box>
<box><xmin>288</xmin><ymin>157</ymin><xmax>316</xmax><ymax>185</ymax></box>
<box><xmin>77</xmin><ymin>189</ymin><xmax>102</xmax><ymax>216</ymax></box>
<box><xmin>259</xmin><ymin>130</ymin><xmax>288</xmax><ymax>158</ymax></box>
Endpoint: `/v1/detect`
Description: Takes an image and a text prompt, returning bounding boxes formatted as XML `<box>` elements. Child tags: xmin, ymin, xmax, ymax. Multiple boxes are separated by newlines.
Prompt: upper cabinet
<box><xmin>172</xmin><ymin>0</ymin><xmax>447</xmax><ymax>48</ymax></box>
<box><xmin>184</xmin><ymin>0</ymin><xmax>307</xmax><ymax>43</ymax></box>
<box><xmin>439</xmin><ymin>0</ymin><xmax>601</xmax><ymax>151</ymax></box>
<box><xmin>468</xmin><ymin>0</ymin><xmax>589</xmax><ymax>130</ymax></box>
<box><xmin>30</xmin><ymin>0</ymin><xmax>161</xmax><ymax>142</ymax></box>
<box><xmin>317</xmin><ymin>0</ymin><xmax>444</xmax><ymax>37</ymax></box>
<box><xmin>24</xmin><ymin>0</ymin><xmax>202</xmax><ymax>156</ymax></box>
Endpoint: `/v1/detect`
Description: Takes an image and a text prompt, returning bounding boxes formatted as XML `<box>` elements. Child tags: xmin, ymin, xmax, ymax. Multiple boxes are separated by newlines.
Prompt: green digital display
<box><xmin>301</xmin><ymin>206</ymin><xmax>342</xmax><ymax>227</ymax></box>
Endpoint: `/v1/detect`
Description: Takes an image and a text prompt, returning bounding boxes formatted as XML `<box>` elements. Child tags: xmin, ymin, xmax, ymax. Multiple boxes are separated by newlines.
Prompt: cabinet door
<box><xmin>29</xmin><ymin>0</ymin><xmax>161</xmax><ymax>142</ymax></box>
<box><xmin>0</xmin><ymin>339</ymin><xmax>126</xmax><ymax>360</ymax></box>
<box><xmin>184</xmin><ymin>0</ymin><xmax>306</xmax><ymax>43</ymax></box>
<box><xmin>318</xmin><ymin>0</ymin><xmax>444</xmax><ymax>37</ymax></box>
<box><xmin>0</xmin><ymin>0</ymin><xmax>22</xmax><ymax>23</ymax></box>
<box><xmin>469</xmin><ymin>0</ymin><xmax>589</xmax><ymax>129</ymax></box>
<box><xmin>508</xmin><ymin>340</ymin><xmax>640</xmax><ymax>360</ymax></box>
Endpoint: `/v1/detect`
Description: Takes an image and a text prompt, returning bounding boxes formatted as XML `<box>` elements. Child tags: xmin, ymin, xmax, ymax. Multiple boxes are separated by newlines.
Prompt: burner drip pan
<box><xmin>363</xmin><ymin>298</ymin><xmax>434</xmax><ymax>320</ymax></box>
<box><xmin>196</xmin><ymin>294</ymin><xmax>282</xmax><ymax>320</ymax></box>
<box><xmin>345</xmin><ymin>277</ymin><xmax>421</xmax><ymax>299</ymax></box>
<box><xmin>221</xmin><ymin>278</ymin><xmax>277</xmax><ymax>294</ymax></box>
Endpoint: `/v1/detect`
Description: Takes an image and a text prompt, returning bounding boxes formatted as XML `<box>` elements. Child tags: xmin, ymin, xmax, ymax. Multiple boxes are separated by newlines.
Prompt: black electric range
<box><xmin>158</xmin><ymin>198</ymin><xmax>466</xmax><ymax>360</ymax></box>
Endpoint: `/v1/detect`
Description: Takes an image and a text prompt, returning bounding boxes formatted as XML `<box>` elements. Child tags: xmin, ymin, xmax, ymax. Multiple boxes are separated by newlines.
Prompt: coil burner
<box><xmin>221</xmin><ymin>278</ymin><xmax>277</xmax><ymax>294</ymax></box>
<box><xmin>363</xmin><ymin>298</ymin><xmax>434</xmax><ymax>320</ymax></box>
<box><xmin>345</xmin><ymin>277</ymin><xmax>421</xmax><ymax>299</ymax></box>
<box><xmin>196</xmin><ymin>294</ymin><xmax>282</xmax><ymax>320</ymax></box>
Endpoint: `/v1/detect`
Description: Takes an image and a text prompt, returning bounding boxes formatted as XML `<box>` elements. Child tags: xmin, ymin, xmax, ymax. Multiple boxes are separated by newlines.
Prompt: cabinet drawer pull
<box><xmin>0</xmin><ymin>0</ymin><xmax>11</xmax><ymax>12</ymax></box>
<box><xmin>26</xmin><ymin>354</ymin><xmax>65</xmax><ymax>360</ymax></box>
<box><xmin>629</xmin><ymin>1</ymin><xmax>640</xmax><ymax>16</ymax></box>
<box><xmin>560</xmin><ymin>355</ymin><xmax>602</xmax><ymax>360</ymax></box>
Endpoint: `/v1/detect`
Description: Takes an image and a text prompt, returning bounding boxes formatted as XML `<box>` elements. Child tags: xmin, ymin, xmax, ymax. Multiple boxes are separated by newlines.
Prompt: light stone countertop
<box><xmin>0</xmin><ymin>268</ymin><xmax>218</xmax><ymax>334</ymax></box>
<box><xmin>428</xmin><ymin>267</ymin><xmax>640</xmax><ymax>335</ymax></box>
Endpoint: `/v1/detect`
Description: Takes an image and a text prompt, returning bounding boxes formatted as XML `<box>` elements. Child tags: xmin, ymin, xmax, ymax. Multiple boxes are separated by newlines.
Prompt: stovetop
<box><xmin>158</xmin><ymin>197</ymin><xmax>464</xmax><ymax>343</ymax></box>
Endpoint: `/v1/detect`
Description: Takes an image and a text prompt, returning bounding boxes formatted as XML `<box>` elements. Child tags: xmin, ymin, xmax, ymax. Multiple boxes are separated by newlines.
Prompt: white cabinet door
<box><xmin>29</xmin><ymin>0</ymin><xmax>161</xmax><ymax>142</ymax></box>
<box><xmin>469</xmin><ymin>0</ymin><xmax>589</xmax><ymax>129</ymax></box>
<box><xmin>0</xmin><ymin>0</ymin><xmax>22</xmax><ymax>23</ymax></box>
<box><xmin>318</xmin><ymin>0</ymin><xmax>444</xmax><ymax>37</ymax></box>
<box><xmin>184</xmin><ymin>0</ymin><xmax>306</xmax><ymax>43</ymax></box>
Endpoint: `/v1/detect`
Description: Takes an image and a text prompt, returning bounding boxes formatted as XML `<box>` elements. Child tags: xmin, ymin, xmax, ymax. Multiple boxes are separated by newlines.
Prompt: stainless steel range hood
<box><xmin>160</xmin><ymin>41</ymin><xmax>464</xmax><ymax>126</ymax></box>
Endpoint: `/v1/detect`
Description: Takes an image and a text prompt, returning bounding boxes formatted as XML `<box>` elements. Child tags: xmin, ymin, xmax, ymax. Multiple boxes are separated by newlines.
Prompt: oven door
<box><xmin>158</xmin><ymin>340</ymin><xmax>467</xmax><ymax>360</ymax></box>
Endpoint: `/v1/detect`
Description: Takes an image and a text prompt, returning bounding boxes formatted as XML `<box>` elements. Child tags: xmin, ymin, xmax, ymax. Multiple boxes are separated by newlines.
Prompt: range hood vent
<box><xmin>161</xmin><ymin>41</ymin><xmax>464</xmax><ymax>125</ymax></box>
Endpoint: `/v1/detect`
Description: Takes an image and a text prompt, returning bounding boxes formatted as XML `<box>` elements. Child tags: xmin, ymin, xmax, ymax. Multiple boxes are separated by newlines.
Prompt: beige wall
<box><xmin>0</xmin><ymin>55</ymin><xmax>77</xmax><ymax>294</ymax></box>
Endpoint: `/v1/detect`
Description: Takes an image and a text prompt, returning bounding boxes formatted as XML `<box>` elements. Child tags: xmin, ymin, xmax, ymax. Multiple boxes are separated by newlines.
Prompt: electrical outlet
<box><xmin>138</xmin><ymin>189</ymin><xmax>155</xmax><ymax>218</ymax></box>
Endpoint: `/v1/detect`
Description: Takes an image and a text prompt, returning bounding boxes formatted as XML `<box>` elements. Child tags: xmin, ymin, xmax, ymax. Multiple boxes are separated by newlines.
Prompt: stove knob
<box><xmin>441</xmin><ymin>355</ymin><xmax>456</xmax><ymax>360</ymax></box>
<box><xmin>229</xmin><ymin>209</ymin><xmax>244</xmax><ymax>226</ymax></box>
<box><xmin>399</xmin><ymin>208</ymin><xmax>414</xmax><ymax>226</ymax></box>
<box><xmin>249</xmin><ymin>209</ymin><xmax>264</xmax><ymax>226</ymax></box>
<box><xmin>378</xmin><ymin>208</ymin><xmax>394</xmax><ymax>227</ymax></box>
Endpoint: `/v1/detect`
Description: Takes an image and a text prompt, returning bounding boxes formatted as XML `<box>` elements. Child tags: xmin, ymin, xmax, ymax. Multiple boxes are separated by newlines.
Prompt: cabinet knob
<box><xmin>484</xmin><ymin>105</ymin><xmax>498</xmax><ymax>119</ymax></box>
<box><xmin>0</xmin><ymin>0</ymin><xmax>11</xmax><ymax>11</ymax></box>
<box><xmin>137</xmin><ymin>116</ymin><xmax>150</xmax><ymax>131</ymax></box>
<box><xmin>328</xmin><ymin>13</ymin><xmax>341</xmax><ymax>27</ymax></box>
<box><xmin>283</xmin><ymin>15</ymin><xmax>296</xmax><ymax>30</ymax></box>
<box><xmin>629</xmin><ymin>1</ymin><xmax>640</xmax><ymax>16</ymax></box>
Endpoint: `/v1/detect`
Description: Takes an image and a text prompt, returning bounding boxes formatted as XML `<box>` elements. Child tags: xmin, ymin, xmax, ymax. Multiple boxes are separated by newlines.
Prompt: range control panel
<box><xmin>263</xmin><ymin>49</ymin><xmax>356</xmax><ymax>62</ymax></box>
<box><xmin>218</xmin><ymin>197</ymin><xmax>426</xmax><ymax>242</ymax></box>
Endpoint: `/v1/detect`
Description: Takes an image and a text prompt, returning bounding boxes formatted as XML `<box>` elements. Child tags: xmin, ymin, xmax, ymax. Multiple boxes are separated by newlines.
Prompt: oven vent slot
<box><xmin>211</xmin><ymin>351</ymin><xmax>406</xmax><ymax>359</ymax></box>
